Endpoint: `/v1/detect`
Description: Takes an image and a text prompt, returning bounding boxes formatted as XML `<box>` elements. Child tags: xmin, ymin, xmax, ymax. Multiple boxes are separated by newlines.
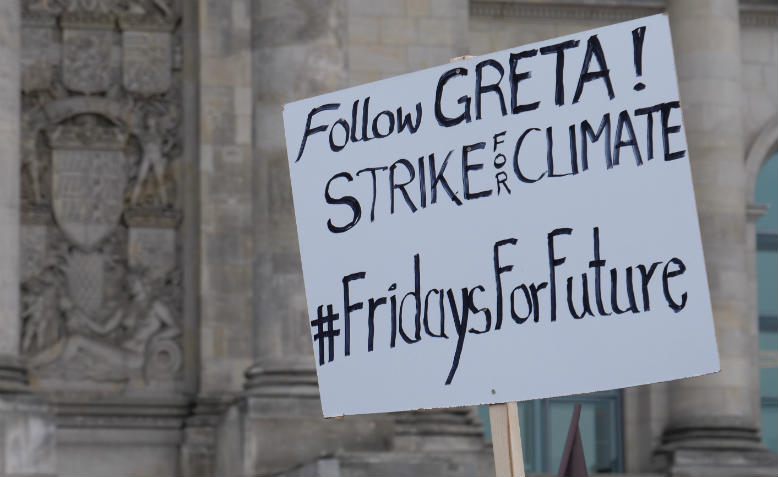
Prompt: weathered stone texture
<box><xmin>0</xmin><ymin>0</ymin><xmax>21</xmax><ymax>361</ymax></box>
<box><xmin>249</xmin><ymin>0</ymin><xmax>347</xmax><ymax>385</ymax></box>
<box><xmin>0</xmin><ymin>395</ymin><xmax>56</xmax><ymax>477</ymax></box>
<box><xmin>346</xmin><ymin>0</ymin><xmax>468</xmax><ymax>84</ymax></box>
<box><xmin>654</xmin><ymin>3</ymin><xmax>776</xmax><ymax>476</ymax></box>
<box><xmin>741</xmin><ymin>25</ymin><xmax>778</xmax><ymax>152</ymax></box>
<box><xmin>667</xmin><ymin>0</ymin><xmax>751</xmax><ymax>428</ymax></box>
<box><xmin>199</xmin><ymin>0</ymin><xmax>255</xmax><ymax>395</ymax></box>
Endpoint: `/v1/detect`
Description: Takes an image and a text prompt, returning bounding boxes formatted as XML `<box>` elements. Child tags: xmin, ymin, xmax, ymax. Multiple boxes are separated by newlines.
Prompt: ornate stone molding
<box><xmin>741</xmin><ymin>0</ymin><xmax>778</xmax><ymax>27</ymax></box>
<box><xmin>55</xmin><ymin>398</ymin><xmax>189</xmax><ymax>430</ymax></box>
<box><xmin>0</xmin><ymin>355</ymin><xmax>29</xmax><ymax>392</ymax></box>
<box><xmin>243</xmin><ymin>362</ymin><xmax>320</xmax><ymax>399</ymax></box>
<box><xmin>59</xmin><ymin>11</ymin><xmax>115</xmax><ymax>30</ymax></box>
<box><xmin>21</xmin><ymin>11</ymin><xmax>57</xmax><ymax>28</ymax></box>
<box><xmin>741</xmin><ymin>10</ymin><xmax>777</xmax><ymax>27</ymax></box>
<box><xmin>747</xmin><ymin>202</ymin><xmax>769</xmax><ymax>223</ymax></box>
<box><xmin>470</xmin><ymin>0</ymin><xmax>662</xmax><ymax>22</ymax></box>
<box><xmin>661</xmin><ymin>415</ymin><xmax>763</xmax><ymax>449</ymax></box>
<box><xmin>470</xmin><ymin>0</ymin><xmax>777</xmax><ymax>27</ymax></box>
<box><xmin>47</xmin><ymin>123</ymin><xmax>128</xmax><ymax>150</ymax></box>
<box><xmin>119</xmin><ymin>14</ymin><xmax>175</xmax><ymax>32</ymax></box>
<box><xmin>43</xmin><ymin>96</ymin><xmax>138</xmax><ymax>126</ymax></box>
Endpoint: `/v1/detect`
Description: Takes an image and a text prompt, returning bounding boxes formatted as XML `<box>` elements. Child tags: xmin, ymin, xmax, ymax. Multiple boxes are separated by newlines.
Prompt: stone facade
<box><xmin>0</xmin><ymin>0</ymin><xmax>775</xmax><ymax>476</ymax></box>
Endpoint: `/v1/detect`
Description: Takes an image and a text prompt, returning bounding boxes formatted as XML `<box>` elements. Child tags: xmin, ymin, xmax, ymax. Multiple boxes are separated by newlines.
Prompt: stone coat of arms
<box><xmin>48</xmin><ymin>125</ymin><xmax>128</xmax><ymax>250</ymax></box>
<box><xmin>20</xmin><ymin>0</ymin><xmax>184</xmax><ymax>393</ymax></box>
<box><xmin>62</xmin><ymin>24</ymin><xmax>114</xmax><ymax>94</ymax></box>
<box><xmin>121</xmin><ymin>27</ymin><xmax>172</xmax><ymax>95</ymax></box>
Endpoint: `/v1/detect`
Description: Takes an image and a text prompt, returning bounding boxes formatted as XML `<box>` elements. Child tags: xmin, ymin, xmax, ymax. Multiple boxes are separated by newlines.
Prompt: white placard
<box><xmin>283</xmin><ymin>14</ymin><xmax>719</xmax><ymax>417</ymax></box>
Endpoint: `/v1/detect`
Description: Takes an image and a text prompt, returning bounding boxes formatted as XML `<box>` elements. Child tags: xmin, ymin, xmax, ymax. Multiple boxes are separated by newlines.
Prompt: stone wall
<box><xmin>741</xmin><ymin>21</ymin><xmax>778</xmax><ymax>150</ymax></box>
<box><xmin>197</xmin><ymin>0</ymin><xmax>254</xmax><ymax>397</ymax></box>
<box><xmin>0</xmin><ymin>0</ymin><xmax>22</xmax><ymax>372</ymax></box>
<box><xmin>346</xmin><ymin>0</ymin><xmax>469</xmax><ymax>85</ymax></box>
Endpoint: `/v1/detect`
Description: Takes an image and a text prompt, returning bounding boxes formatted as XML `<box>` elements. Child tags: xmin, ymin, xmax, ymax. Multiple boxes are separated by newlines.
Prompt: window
<box><xmin>755</xmin><ymin>153</ymin><xmax>778</xmax><ymax>453</ymax></box>
<box><xmin>479</xmin><ymin>390</ymin><xmax>623</xmax><ymax>473</ymax></box>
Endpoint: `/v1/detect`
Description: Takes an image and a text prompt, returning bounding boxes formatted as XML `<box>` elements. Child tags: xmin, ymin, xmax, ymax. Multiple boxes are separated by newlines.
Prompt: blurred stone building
<box><xmin>0</xmin><ymin>0</ymin><xmax>775</xmax><ymax>476</ymax></box>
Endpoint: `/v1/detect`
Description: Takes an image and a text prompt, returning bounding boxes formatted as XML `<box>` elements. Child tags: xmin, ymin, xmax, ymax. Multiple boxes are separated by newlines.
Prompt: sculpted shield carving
<box><xmin>62</xmin><ymin>28</ymin><xmax>113</xmax><ymax>94</ymax></box>
<box><xmin>49</xmin><ymin>125</ymin><xmax>128</xmax><ymax>250</ymax></box>
<box><xmin>122</xmin><ymin>30</ymin><xmax>171</xmax><ymax>95</ymax></box>
<box><xmin>66</xmin><ymin>250</ymin><xmax>104</xmax><ymax>315</ymax></box>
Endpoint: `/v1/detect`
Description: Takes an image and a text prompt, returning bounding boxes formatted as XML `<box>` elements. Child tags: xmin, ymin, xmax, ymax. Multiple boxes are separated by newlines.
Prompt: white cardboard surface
<box><xmin>283</xmin><ymin>14</ymin><xmax>719</xmax><ymax>417</ymax></box>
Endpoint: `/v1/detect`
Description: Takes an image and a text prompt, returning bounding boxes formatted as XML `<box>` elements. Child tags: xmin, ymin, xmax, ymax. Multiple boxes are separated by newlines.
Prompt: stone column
<box><xmin>0</xmin><ymin>0</ymin><xmax>25</xmax><ymax>392</ymax></box>
<box><xmin>244</xmin><ymin>0</ymin><xmax>347</xmax><ymax>406</ymax></box>
<box><xmin>0</xmin><ymin>3</ymin><xmax>56</xmax><ymax>477</ymax></box>
<box><xmin>234</xmin><ymin>2</ymin><xmax>394</xmax><ymax>475</ymax></box>
<box><xmin>197</xmin><ymin>0</ymin><xmax>255</xmax><ymax>396</ymax></box>
<box><xmin>658</xmin><ymin>1</ymin><xmax>776</xmax><ymax>474</ymax></box>
<box><xmin>623</xmin><ymin>383</ymin><xmax>668</xmax><ymax>473</ymax></box>
<box><xmin>181</xmin><ymin>2</ymin><xmax>255</xmax><ymax>474</ymax></box>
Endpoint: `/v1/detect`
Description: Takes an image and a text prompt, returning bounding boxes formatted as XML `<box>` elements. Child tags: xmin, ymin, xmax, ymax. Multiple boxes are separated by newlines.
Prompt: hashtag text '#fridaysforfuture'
<box><xmin>310</xmin><ymin>225</ymin><xmax>689</xmax><ymax>385</ymax></box>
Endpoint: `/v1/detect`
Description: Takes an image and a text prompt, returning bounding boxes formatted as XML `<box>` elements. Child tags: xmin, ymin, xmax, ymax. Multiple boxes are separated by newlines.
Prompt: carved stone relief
<box><xmin>20</xmin><ymin>0</ymin><xmax>184</xmax><ymax>394</ymax></box>
<box><xmin>61</xmin><ymin>24</ymin><xmax>115</xmax><ymax>94</ymax></box>
<box><xmin>49</xmin><ymin>123</ymin><xmax>129</xmax><ymax>249</ymax></box>
<box><xmin>121</xmin><ymin>22</ymin><xmax>172</xmax><ymax>96</ymax></box>
<box><xmin>21</xmin><ymin>20</ymin><xmax>56</xmax><ymax>93</ymax></box>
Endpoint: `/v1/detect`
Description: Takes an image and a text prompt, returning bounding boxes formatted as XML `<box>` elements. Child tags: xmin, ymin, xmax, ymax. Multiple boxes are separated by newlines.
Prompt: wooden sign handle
<box><xmin>445</xmin><ymin>54</ymin><xmax>526</xmax><ymax>477</ymax></box>
<box><xmin>489</xmin><ymin>402</ymin><xmax>525</xmax><ymax>477</ymax></box>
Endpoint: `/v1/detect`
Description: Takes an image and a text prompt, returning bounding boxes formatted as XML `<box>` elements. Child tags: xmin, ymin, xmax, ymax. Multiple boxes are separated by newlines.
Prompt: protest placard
<box><xmin>283</xmin><ymin>13</ymin><xmax>719</xmax><ymax>418</ymax></box>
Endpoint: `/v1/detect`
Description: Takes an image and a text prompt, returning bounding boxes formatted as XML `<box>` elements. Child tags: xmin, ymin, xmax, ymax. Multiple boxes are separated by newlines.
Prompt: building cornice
<box><xmin>470</xmin><ymin>0</ymin><xmax>777</xmax><ymax>28</ymax></box>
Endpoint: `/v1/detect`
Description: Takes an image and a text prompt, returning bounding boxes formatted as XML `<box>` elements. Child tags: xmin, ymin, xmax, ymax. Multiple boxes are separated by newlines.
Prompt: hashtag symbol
<box><xmin>311</xmin><ymin>304</ymin><xmax>340</xmax><ymax>365</ymax></box>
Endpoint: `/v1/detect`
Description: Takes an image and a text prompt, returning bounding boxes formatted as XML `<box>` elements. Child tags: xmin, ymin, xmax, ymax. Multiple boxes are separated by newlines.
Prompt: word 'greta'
<box><xmin>293</xmin><ymin>26</ymin><xmax>651</xmax><ymax>163</ymax></box>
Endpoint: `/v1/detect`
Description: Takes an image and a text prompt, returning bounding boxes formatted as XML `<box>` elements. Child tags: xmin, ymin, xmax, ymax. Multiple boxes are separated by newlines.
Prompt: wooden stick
<box><xmin>444</xmin><ymin>55</ymin><xmax>526</xmax><ymax>477</ymax></box>
<box><xmin>489</xmin><ymin>402</ymin><xmax>525</xmax><ymax>477</ymax></box>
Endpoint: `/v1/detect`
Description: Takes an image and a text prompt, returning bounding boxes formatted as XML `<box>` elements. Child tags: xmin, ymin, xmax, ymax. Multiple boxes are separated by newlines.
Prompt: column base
<box><xmin>279</xmin><ymin>450</ymin><xmax>495</xmax><ymax>477</ymax></box>
<box><xmin>222</xmin><ymin>396</ymin><xmax>495</xmax><ymax>477</ymax></box>
<box><xmin>228</xmin><ymin>361</ymin><xmax>390</xmax><ymax>475</ymax></box>
<box><xmin>394</xmin><ymin>407</ymin><xmax>486</xmax><ymax>452</ymax></box>
<box><xmin>180</xmin><ymin>395</ymin><xmax>234</xmax><ymax>477</ymax></box>
<box><xmin>655</xmin><ymin>417</ymin><xmax>778</xmax><ymax>476</ymax></box>
<box><xmin>654</xmin><ymin>448</ymin><xmax>778</xmax><ymax>477</ymax></box>
<box><xmin>234</xmin><ymin>362</ymin><xmax>492</xmax><ymax>476</ymax></box>
<box><xmin>660</xmin><ymin>416</ymin><xmax>763</xmax><ymax>450</ymax></box>
<box><xmin>218</xmin><ymin>393</ymin><xmax>393</xmax><ymax>476</ymax></box>
<box><xmin>243</xmin><ymin>361</ymin><xmax>318</xmax><ymax>398</ymax></box>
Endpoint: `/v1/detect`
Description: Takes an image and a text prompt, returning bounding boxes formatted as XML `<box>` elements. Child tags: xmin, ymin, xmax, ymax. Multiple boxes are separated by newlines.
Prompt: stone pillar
<box><xmin>197</xmin><ymin>0</ymin><xmax>255</xmax><ymax>396</ymax></box>
<box><xmin>233</xmin><ymin>2</ymin><xmax>395</xmax><ymax>475</ymax></box>
<box><xmin>181</xmin><ymin>1</ymin><xmax>255</xmax><ymax>474</ymax></box>
<box><xmin>745</xmin><ymin>203</ymin><xmax>768</xmax><ymax>425</ymax></box>
<box><xmin>244</xmin><ymin>0</ymin><xmax>348</xmax><ymax>398</ymax></box>
<box><xmin>0</xmin><ymin>3</ymin><xmax>56</xmax><ymax>477</ymax></box>
<box><xmin>623</xmin><ymin>383</ymin><xmax>668</xmax><ymax>473</ymax></box>
<box><xmin>0</xmin><ymin>0</ymin><xmax>25</xmax><ymax>392</ymax></box>
<box><xmin>658</xmin><ymin>1</ymin><xmax>776</xmax><ymax>474</ymax></box>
